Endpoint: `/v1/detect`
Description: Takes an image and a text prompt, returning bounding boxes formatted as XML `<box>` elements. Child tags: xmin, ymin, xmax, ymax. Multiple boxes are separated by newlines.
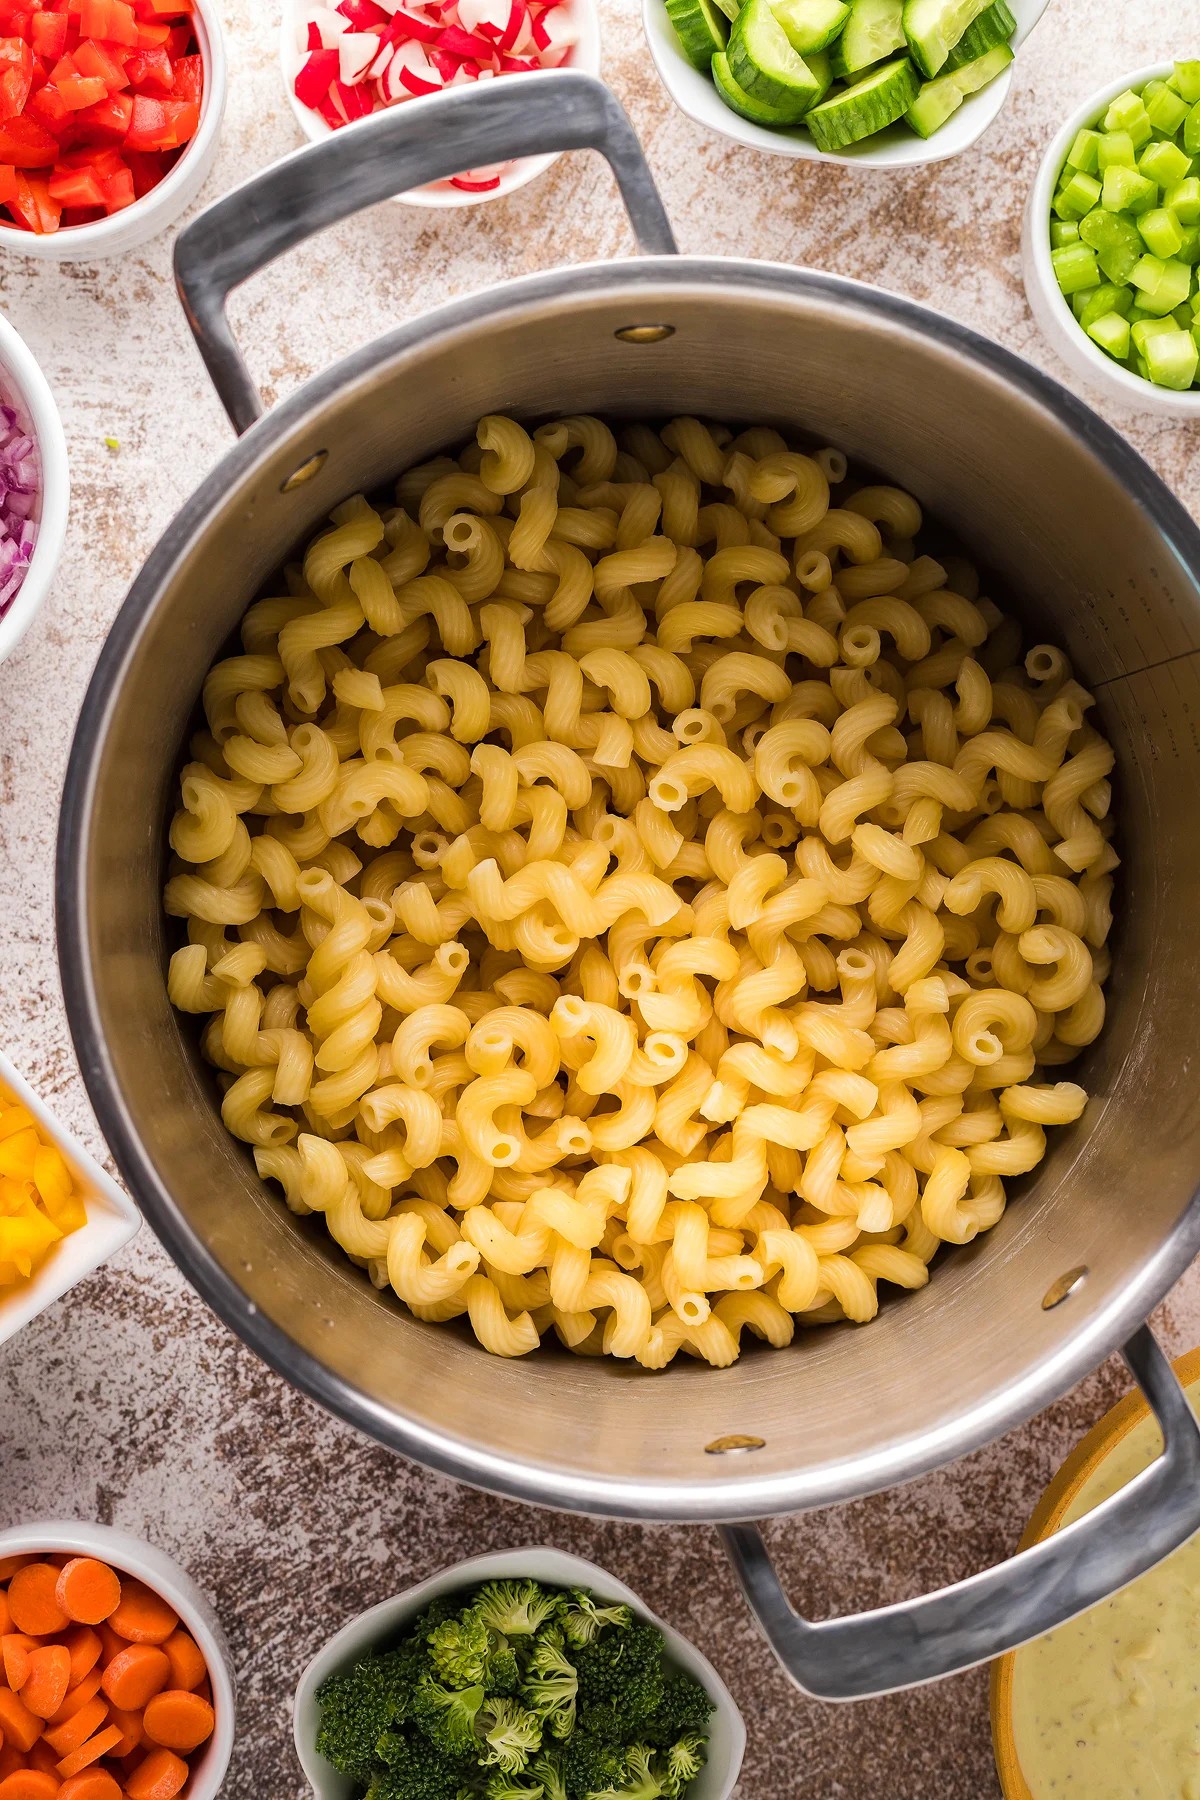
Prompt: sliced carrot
<box><xmin>103</xmin><ymin>1587</ymin><xmax>175</xmax><ymax>1651</ymax></box>
<box><xmin>122</xmin><ymin>1750</ymin><xmax>187</xmax><ymax>1800</ymax></box>
<box><xmin>159</xmin><ymin>1633</ymin><xmax>205</xmax><ymax>1695</ymax></box>
<box><xmin>61</xmin><ymin>1634</ymin><xmax>101</xmax><ymax>1690</ymax></box>
<box><xmin>105</xmin><ymin>1709</ymin><xmax>140</xmax><ymax>1759</ymax></box>
<box><xmin>0</xmin><ymin>1687</ymin><xmax>43</xmax><ymax>1753</ymax></box>
<box><xmin>2</xmin><ymin>1637</ymin><xmax>39</xmax><ymax>1693</ymax></box>
<box><xmin>0</xmin><ymin>1557</ymin><xmax>34</xmax><ymax>1582</ymax></box>
<box><xmin>7</xmin><ymin>1568</ymin><xmax>68</xmax><ymax>1639</ymax></box>
<box><xmin>24</xmin><ymin>1741</ymin><xmax>59</xmax><ymax>1777</ymax></box>
<box><xmin>95</xmin><ymin>1628</ymin><xmax>124</xmax><ymax>1664</ymax></box>
<box><xmin>99</xmin><ymin>1648</ymin><xmax>167</xmax><ymax>1715</ymax></box>
<box><xmin>22</xmin><ymin>1647</ymin><xmax>71</xmax><ymax>1723</ymax></box>
<box><xmin>58</xmin><ymin>1775</ymin><xmax>122</xmax><ymax>1800</ymax></box>
<box><xmin>0</xmin><ymin>1595</ymin><xmax>12</xmax><ymax>1638</ymax></box>
<box><xmin>0</xmin><ymin>1771</ymin><xmax>61</xmax><ymax>1799</ymax></box>
<box><xmin>54</xmin><ymin>1565</ymin><xmax>119</xmax><ymax>1632</ymax></box>
<box><xmin>54</xmin><ymin>1724</ymin><xmax>122</xmax><ymax>1780</ymax></box>
<box><xmin>141</xmin><ymin>1689</ymin><xmax>213</xmax><ymax>1754</ymax></box>
<box><xmin>43</xmin><ymin>1697</ymin><xmax>109</xmax><ymax>1759</ymax></box>
<box><xmin>0</xmin><ymin>1754</ymin><xmax>20</xmax><ymax>1785</ymax></box>
<box><xmin>47</xmin><ymin>1670</ymin><xmax>103</xmax><ymax>1729</ymax></box>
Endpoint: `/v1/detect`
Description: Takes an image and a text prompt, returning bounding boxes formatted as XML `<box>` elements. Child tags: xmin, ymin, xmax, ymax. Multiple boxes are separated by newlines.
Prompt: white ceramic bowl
<box><xmin>0</xmin><ymin>0</ymin><xmax>227</xmax><ymax>261</ymax></box>
<box><xmin>0</xmin><ymin>1047</ymin><xmax>139</xmax><ymax>1347</ymax></box>
<box><xmin>295</xmin><ymin>1546</ymin><xmax>746</xmax><ymax>1799</ymax></box>
<box><xmin>1022</xmin><ymin>61</ymin><xmax>1200</xmax><ymax>420</ymax></box>
<box><xmin>645</xmin><ymin>0</ymin><xmax>1047</xmax><ymax>167</ymax></box>
<box><xmin>0</xmin><ymin>1520</ymin><xmax>234</xmax><ymax>1799</ymax></box>
<box><xmin>0</xmin><ymin>310</ymin><xmax>68</xmax><ymax>664</ymax></box>
<box><xmin>279</xmin><ymin>0</ymin><xmax>601</xmax><ymax>207</ymax></box>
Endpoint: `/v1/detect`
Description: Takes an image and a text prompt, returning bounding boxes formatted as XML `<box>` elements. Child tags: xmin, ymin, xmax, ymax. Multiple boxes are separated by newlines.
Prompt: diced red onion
<box><xmin>0</xmin><ymin>401</ymin><xmax>39</xmax><ymax>618</ymax></box>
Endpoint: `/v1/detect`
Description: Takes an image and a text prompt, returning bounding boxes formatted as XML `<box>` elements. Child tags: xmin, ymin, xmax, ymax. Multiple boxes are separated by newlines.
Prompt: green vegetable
<box><xmin>1130</xmin><ymin>253</ymin><xmax>1192</xmax><ymax>314</ymax></box>
<box><xmin>316</xmin><ymin>1647</ymin><xmax>422</xmax><ymax>1782</ymax></box>
<box><xmin>473</xmin><ymin>1582</ymin><xmax>564</xmax><ymax>1641</ymax></box>
<box><xmin>1051</xmin><ymin>242</ymin><xmax>1100</xmax><ymax>294</ymax></box>
<box><xmin>904</xmin><ymin>41</ymin><xmax>1011</xmax><ymax>138</ymax></box>
<box><xmin>588</xmin><ymin>1744</ymin><xmax>672</xmax><ymax>1800</ymax></box>
<box><xmin>942</xmin><ymin>0</ymin><xmax>1014</xmax><ymax>70</ymax></box>
<box><xmin>522</xmin><ymin>1629</ymin><xmax>580</xmax><ymax>1739</ymax></box>
<box><xmin>1166</xmin><ymin>176</ymin><xmax>1200</xmax><ymax>224</ymax></box>
<box><xmin>1096</xmin><ymin>129</ymin><xmax>1135</xmax><ymax>171</ymax></box>
<box><xmin>412</xmin><ymin>1679</ymin><xmax>486</xmax><ymax>1754</ymax></box>
<box><xmin>901</xmin><ymin>0</ymin><xmax>990</xmax><ymax>77</ymax></box>
<box><xmin>1054</xmin><ymin>170</ymin><xmax>1102</xmax><ymax>219</ymax></box>
<box><xmin>1139</xmin><ymin>206</ymin><xmax>1184</xmax><ymax>259</ymax></box>
<box><xmin>1099</xmin><ymin>165</ymin><xmax>1157</xmax><ymax>216</ymax></box>
<box><xmin>560</xmin><ymin>1591</ymin><xmax>635</xmax><ymax>1648</ymax></box>
<box><xmin>477</xmin><ymin>1697</ymin><xmax>544</xmax><ymax>1774</ymax></box>
<box><xmin>710</xmin><ymin>47</ymin><xmax>802</xmax><ymax>119</ymax></box>
<box><xmin>727</xmin><ymin>0</ymin><xmax>825</xmax><ymax>112</ymax></box>
<box><xmin>1175</xmin><ymin>59</ymin><xmax>1200</xmax><ymax>103</ymax></box>
<box><xmin>1145</xmin><ymin>82</ymin><xmax>1189</xmax><ymax>133</ymax></box>
<box><xmin>829</xmin><ymin>0</ymin><xmax>903</xmax><ymax>76</ymax></box>
<box><xmin>1065</xmin><ymin>126</ymin><xmax>1101</xmax><ymax>174</ymax></box>
<box><xmin>1184</xmin><ymin>98</ymin><xmax>1200</xmax><ymax>155</ymax></box>
<box><xmin>1104</xmin><ymin>88</ymin><xmax>1152</xmax><ymax>145</ymax></box>
<box><xmin>663</xmin><ymin>0</ymin><xmax>728</xmax><ymax>69</ymax></box>
<box><xmin>1079</xmin><ymin>282</ymin><xmax>1133</xmax><ymax>330</ymax></box>
<box><xmin>1137</xmin><ymin>138</ymin><xmax>1191</xmax><ymax>188</ymax></box>
<box><xmin>769</xmin><ymin>0</ymin><xmax>849</xmax><ymax>52</ymax></box>
<box><xmin>804</xmin><ymin>53</ymin><xmax>920</xmax><ymax>148</ymax></box>
<box><xmin>1049</xmin><ymin>220</ymin><xmax>1079</xmax><ymax>247</ymax></box>
<box><xmin>1079</xmin><ymin>207</ymin><xmax>1143</xmax><ymax>283</ymax></box>
<box><xmin>1143</xmin><ymin>325</ymin><xmax>1199</xmax><ymax>388</ymax></box>
<box><xmin>1086</xmin><ymin>311</ymin><xmax>1131</xmax><ymax>359</ymax></box>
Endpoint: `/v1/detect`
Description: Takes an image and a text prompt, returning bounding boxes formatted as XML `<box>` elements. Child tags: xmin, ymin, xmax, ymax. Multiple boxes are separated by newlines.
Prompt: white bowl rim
<box><xmin>0</xmin><ymin>309</ymin><xmax>68</xmax><ymax>661</ymax></box>
<box><xmin>641</xmin><ymin>0</ymin><xmax>1047</xmax><ymax>168</ymax></box>
<box><xmin>1024</xmin><ymin>59</ymin><xmax>1200</xmax><ymax>415</ymax></box>
<box><xmin>277</xmin><ymin>0</ymin><xmax>601</xmax><ymax>208</ymax></box>
<box><xmin>0</xmin><ymin>0</ymin><xmax>227</xmax><ymax>258</ymax></box>
<box><xmin>0</xmin><ymin>1518</ymin><xmax>234</xmax><ymax>1800</ymax></box>
<box><xmin>293</xmin><ymin>1544</ymin><xmax>747</xmax><ymax>1800</ymax></box>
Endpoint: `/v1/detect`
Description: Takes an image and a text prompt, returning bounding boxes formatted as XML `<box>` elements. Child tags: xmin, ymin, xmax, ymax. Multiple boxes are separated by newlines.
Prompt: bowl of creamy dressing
<box><xmin>992</xmin><ymin>1347</ymin><xmax>1200</xmax><ymax>1800</ymax></box>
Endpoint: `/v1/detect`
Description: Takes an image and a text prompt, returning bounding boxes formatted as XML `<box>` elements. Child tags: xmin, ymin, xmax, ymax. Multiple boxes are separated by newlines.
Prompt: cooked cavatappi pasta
<box><xmin>164</xmin><ymin>413</ymin><xmax>1117</xmax><ymax>1367</ymax></box>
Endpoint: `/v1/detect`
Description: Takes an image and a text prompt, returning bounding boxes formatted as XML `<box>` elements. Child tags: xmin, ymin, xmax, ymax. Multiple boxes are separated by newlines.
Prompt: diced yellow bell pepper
<box><xmin>0</xmin><ymin>1126</ymin><xmax>40</xmax><ymax>1182</ymax></box>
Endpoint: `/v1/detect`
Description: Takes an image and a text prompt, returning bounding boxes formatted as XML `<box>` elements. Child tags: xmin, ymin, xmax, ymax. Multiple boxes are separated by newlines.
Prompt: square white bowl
<box><xmin>294</xmin><ymin>1546</ymin><xmax>746</xmax><ymax>1799</ymax></box>
<box><xmin>0</xmin><ymin>1046</ymin><xmax>139</xmax><ymax>1348</ymax></box>
<box><xmin>643</xmin><ymin>0</ymin><xmax>1049</xmax><ymax>167</ymax></box>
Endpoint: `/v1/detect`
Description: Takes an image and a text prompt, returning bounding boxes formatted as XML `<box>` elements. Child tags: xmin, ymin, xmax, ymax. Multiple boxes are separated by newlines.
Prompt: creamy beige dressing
<box><xmin>1011</xmin><ymin>1374</ymin><xmax>1200</xmax><ymax>1799</ymax></box>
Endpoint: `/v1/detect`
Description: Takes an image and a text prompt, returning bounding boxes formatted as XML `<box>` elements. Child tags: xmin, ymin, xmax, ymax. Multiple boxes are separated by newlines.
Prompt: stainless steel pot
<box><xmin>57</xmin><ymin>72</ymin><xmax>1200</xmax><ymax>1701</ymax></box>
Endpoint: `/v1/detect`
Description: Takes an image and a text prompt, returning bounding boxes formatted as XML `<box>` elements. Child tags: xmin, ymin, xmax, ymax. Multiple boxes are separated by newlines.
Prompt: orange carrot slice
<box><xmin>62</xmin><ymin>1631</ymin><xmax>101</xmax><ymax>1689</ymax></box>
<box><xmin>104</xmin><ymin>1585</ymin><xmax>175</xmax><ymax>1650</ymax></box>
<box><xmin>159</xmin><ymin>1632</ymin><xmax>205</xmax><ymax>1695</ymax></box>
<box><xmin>142</xmin><ymin>1688</ymin><xmax>214</xmax><ymax>1753</ymax></box>
<box><xmin>99</xmin><ymin>1647</ymin><xmax>168</xmax><ymax>1714</ymax></box>
<box><xmin>47</xmin><ymin>1668</ymin><xmax>103</xmax><ymax>1729</ymax></box>
<box><xmin>0</xmin><ymin>1752</ymin><xmax>20</xmax><ymax>1786</ymax></box>
<box><xmin>43</xmin><ymin>1695</ymin><xmax>109</xmax><ymax>1759</ymax></box>
<box><xmin>0</xmin><ymin>1595</ymin><xmax>12</xmax><ymax>1638</ymax></box>
<box><xmin>54</xmin><ymin>1723</ymin><xmax>123</xmax><ymax>1779</ymax></box>
<box><xmin>0</xmin><ymin>1557</ymin><xmax>34</xmax><ymax>1582</ymax></box>
<box><xmin>54</xmin><ymin>1563</ymin><xmax>120</xmax><ymax>1630</ymax></box>
<box><xmin>122</xmin><ymin>1749</ymin><xmax>188</xmax><ymax>1800</ymax></box>
<box><xmin>95</xmin><ymin>1626</ymin><xmax>124</xmax><ymax>1664</ymax></box>
<box><xmin>0</xmin><ymin>1686</ymin><xmax>43</xmax><ymax>1752</ymax></box>
<box><xmin>0</xmin><ymin>1770</ymin><xmax>62</xmax><ymax>1799</ymax></box>
<box><xmin>22</xmin><ymin>1645</ymin><xmax>71</xmax><ymax>1720</ymax></box>
<box><xmin>106</xmin><ymin>1706</ymin><xmax>141</xmax><ymax>1758</ymax></box>
<box><xmin>59</xmin><ymin>1774</ymin><xmax>123</xmax><ymax>1800</ymax></box>
<box><xmin>2</xmin><ymin>1635</ymin><xmax>39</xmax><ymax>1692</ymax></box>
<box><xmin>7</xmin><ymin>1567</ymin><xmax>68</xmax><ymax>1638</ymax></box>
<box><xmin>25</xmin><ymin>1740</ymin><xmax>59</xmax><ymax>1776</ymax></box>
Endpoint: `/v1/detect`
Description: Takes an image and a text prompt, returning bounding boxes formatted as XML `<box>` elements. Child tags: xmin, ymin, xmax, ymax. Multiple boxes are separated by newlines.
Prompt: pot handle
<box><xmin>720</xmin><ymin>1324</ymin><xmax>1200</xmax><ymax>1700</ymax></box>
<box><xmin>173</xmin><ymin>70</ymin><xmax>676</xmax><ymax>436</ymax></box>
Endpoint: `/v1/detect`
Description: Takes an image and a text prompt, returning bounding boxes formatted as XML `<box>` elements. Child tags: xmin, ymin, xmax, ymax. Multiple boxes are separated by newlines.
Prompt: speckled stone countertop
<box><xmin>0</xmin><ymin>1</ymin><xmax>1197</xmax><ymax>1795</ymax></box>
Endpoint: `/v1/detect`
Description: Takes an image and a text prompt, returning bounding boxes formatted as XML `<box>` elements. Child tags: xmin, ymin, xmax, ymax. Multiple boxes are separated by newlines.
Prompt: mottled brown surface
<box><xmin>0</xmin><ymin>0</ymin><xmax>1197</xmax><ymax>1795</ymax></box>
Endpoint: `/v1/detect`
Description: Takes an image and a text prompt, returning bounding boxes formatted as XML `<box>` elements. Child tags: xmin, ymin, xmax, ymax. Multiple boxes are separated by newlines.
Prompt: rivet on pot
<box><xmin>614</xmin><ymin>324</ymin><xmax>676</xmax><ymax>344</ymax></box>
<box><xmin>1042</xmin><ymin>1265</ymin><xmax>1089</xmax><ymax>1310</ymax></box>
<box><xmin>704</xmin><ymin>1434</ymin><xmax>766</xmax><ymax>1455</ymax></box>
<box><xmin>281</xmin><ymin>450</ymin><xmax>329</xmax><ymax>492</ymax></box>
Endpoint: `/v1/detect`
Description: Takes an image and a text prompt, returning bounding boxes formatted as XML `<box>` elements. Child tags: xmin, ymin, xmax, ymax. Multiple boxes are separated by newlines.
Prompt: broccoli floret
<box><xmin>411</xmin><ymin>1677</ymin><xmax>486</xmax><ymax>1754</ymax></box>
<box><xmin>411</xmin><ymin>1594</ymin><xmax>463</xmax><ymax>1635</ymax></box>
<box><xmin>315</xmin><ymin>1649</ymin><xmax>414</xmax><ymax>1782</ymax></box>
<box><xmin>585</xmin><ymin>1744</ymin><xmax>669</xmax><ymax>1800</ymax></box>
<box><xmin>574</xmin><ymin>1622</ymin><xmax>665</xmax><ymax>1735</ymax></box>
<box><xmin>560</xmin><ymin>1732</ymin><xmax>628</xmax><ymax>1797</ymax></box>
<box><xmin>521</xmin><ymin>1627</ymin><xmax>578</xmax><ymax>1740</ymax></box>
<box><xmin>662</xmin><ymin>1734</ymin><xmax>706</xmax><ymax>1796</ymax></box>
<box><xmin>530</xmin><ymin>1750</ymin><xmax>570</xmax><ymax>1800</ymax></box>
<box><xmin>428</xmin><ymin>1612</ymin><xmax>494</xmax><ymax>1688</ymax></box>
<box><xmin>640</xmin><ymin>1673</ymin><xmax>715</xmax><ymax>1748</ymax></box>
<box><xmin>559</xmin><ymin>1591</ymin><xmax>633</xmax><ymax>1648</ymax></box>
<box><xmin>364</xmin><ymin>1732</ymin><xmax>471</xmax><ymax>1800</ymax></box>
<box><xmin>476</xmin><ymin>1696</ymin><xmax>544</xmax><ymax>1774</ymax></box>
<box><xmin>483</xmin><ymin>1773</ymin><xmax>546</xmax><ymax>1800</ymax></box>
<box><xmin>472</xmin><ymin>1580</ymin><xmax>562</xmax><ymax>1640</ymax></box>
<box><xmin>484</xmin><ymin>1636</ymin><xmax>522</xmax><ymax>1697</ymax></box>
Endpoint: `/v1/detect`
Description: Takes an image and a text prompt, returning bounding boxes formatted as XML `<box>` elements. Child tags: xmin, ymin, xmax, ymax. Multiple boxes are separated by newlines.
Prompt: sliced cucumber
<box><xmin>905</xmin><ymin>40</ymin><xmax>1012</xmax><ymax>135</ymax></box>
<box><xmin>942</xmin><ymin>0</ymin><xmax>1014</xmax><ymax>69</ymax></box>
<box><xmin>712</xmin><ymin>47</ymin><xmax>808</xmax><ymax>120</ymax></box>
<box><xmin>829</xmin><ymin>0</ymin><xmax>903</xmax><ymax>77</ymax></box>
<box><xmin>665</xmin><ymin>0</ymin><xmax>729</xmax><ymax>69</ymax></box>
<box><xmin>806</xmin><ymin>45</ymin><xmax>834</xmax><ymax>102</ymax></box>
<box><xmin>902</xmin><ymin>0</ymin><xmax>989</xmax><ymax>76</ymax></box>
<box><xmin>728</xmin><ymin>0</ymin><xmax>824</xmax><ymax>113</ymax></box>
<box><xmin>711</xmin><ymin>0</ymin><xmax>743</xmax><ymax>24</ymax></box>
<box><xmin>804</xmin><ymin>52</ymin><xmax>919</xmax><ymax>147</ymax></box>
<box><xmin>769</xmin><ymin>0</ymin><xmax>849</xmax><ymax>53</ymax></box>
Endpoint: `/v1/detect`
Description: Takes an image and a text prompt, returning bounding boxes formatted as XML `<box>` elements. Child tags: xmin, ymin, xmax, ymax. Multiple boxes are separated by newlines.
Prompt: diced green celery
<box><xmin>1174</xmin><ymin>61</ymin><xmax>1200</xmax><ymax>104</ymax></box>
<box><xmin>1104</xmin><ymin>88</ymin><xmax>1146</xmax><ymax>131</ymax></box>
<box><xmin>1137</xmin><ymin>138</ymin><xmax>1192</xmax><ymax>187</ymax></box>
<box><xmin>1193</xmin><ymin>322</ymin><xmax>1200</xmax><ymax>361</ymax></box>
<box><xmin>1185</xmin><ymin>100</ymin><xmax>1200</xmax><ymax>156</ymax></box>
<box><xmin>1191</xmin><ymin>292</ymin><xmax>1200</xmax><ymax>318</ymax></box>
<box><xmin>1080</xmin><ymin>208</ymin><xmax>1145</xmax><ymax>282</ymax></box>
<box><xmin>1079</xmin><ymin>282</ymin><xmax>1133</xmax><ymax>330</ymax></box>
<box><xmin>1177</xmin><ymin>225</ymin><xmax>1200</xmax><ymax>265</ymax></box>
<box><xmin>1055</xmin><ymin>170</ymin><xmax>1103</xmax><ymax>219</ymax></box>
<box><xmin>1086</xmin><ymin>311</ymin><xmax>1131</xmax><ymax>359</ymax></box>
<box><xmin>1133</xmin><ymin>354</ymin><xmax>1150</xmax><ymax>378</ymax></box>
<box><xmin>1144</xmin><ymin>327</ymin><xmax>1199</xmax><ymax>389</ymax></box>
<box><xmin>1131</xmin><ymin>315</ymin><xmax>1182</xmax><ymax>352</ymax></box>
<box><xmin>1052</xmin><ymin>242</ymin><xmax>1101</xmax><ymax>294</ymax></box>
<box><xmin>1049</xmin><ymin>219</ymin><xmax>1080</xmax><ymax>248</ymax></box>
<box><xmin>1167</xmin><ymin>177</ymin><xmax>1200</xmax><ymax>224</ymax></box>
<box><xmin>1066</xmin><ymin>127</ymin><xmax>1101</xmax><ymax>174</ymax></box>
<box><xmin>1101</xmin><ymin>165</ymin><xmax>1158</xmax><ymax>215</ymax></box>
<box><xmin>1130</xmin><ymin>254</ymin><xmax>1193</xmax><ymax>315</ymax></box>
<box><xmin>1173</xmin><ymin>302</ymin><xmax>1195</xmax><ymax>327</ymax></box>
<box><xmin>1127</xmin><ymin>304</ymin><xmax>1151</xmax><ymax>325</ymax></box>
<box><xmin>1070</xmin><ymin>291</ymin><xmax>1090</xmax><ymax>319</ymax></box>
<box><xmin>1139</xmin><ymin>207</ymin><xmax>1185</xmax><ymax>257</ymax></box>
<box><xmin>1146</xmin><ymin>85</ymin><xmax>1189</xmax><ymax>133</ymax></box>
<box><xmin>1097</xmin><ymin>129</ymin><xmax>1136</xmax><ymax>171</ymax></box>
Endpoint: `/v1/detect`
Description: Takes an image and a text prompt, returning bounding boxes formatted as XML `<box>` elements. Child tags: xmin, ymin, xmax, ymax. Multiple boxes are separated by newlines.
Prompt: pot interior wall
<box><xmin>66</xmin><ymin>267</ymin><xmax>1200</xmax><ymax>1517</ymax></box>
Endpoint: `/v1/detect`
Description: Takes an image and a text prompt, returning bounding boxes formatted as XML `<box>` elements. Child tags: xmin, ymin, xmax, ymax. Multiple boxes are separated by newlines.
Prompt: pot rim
<box><xmin>56</xmin><ymin>255</ymin><xmax>1200</xmax><ymax>1521</ymax></box>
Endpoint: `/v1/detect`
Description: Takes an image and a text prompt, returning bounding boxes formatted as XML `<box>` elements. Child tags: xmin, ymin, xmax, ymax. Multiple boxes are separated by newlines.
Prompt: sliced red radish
<box><xmin>436</xmin><ymin>23</ymin><xmax>495</xmax><ymax>57</ymax></box>
<box><xmin>384</xmin><ymin>5</ymin><xmax>444</xmax><ymax>41</ymax></box>
<box><xmin>336</xmin><ymin>0</ymin><xmax>391</xmax><ymax>22</ymax></box>
<box><xmin>449</xmin><ymin>168</ymin><xmax>503</xmax><ymax>190</ymax></box>
<box><xmin>385</xmin><ymin>36</ymin><xmax>444</xmax><ymax>96</ymax></box>
<box><xmin>338</xmin><ymin>29</ymin><xmax>380</xmax><ymax>81</ymax></box>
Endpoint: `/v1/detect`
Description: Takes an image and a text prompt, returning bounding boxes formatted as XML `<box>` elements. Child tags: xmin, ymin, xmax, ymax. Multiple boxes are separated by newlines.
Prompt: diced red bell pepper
<box><xmin>57</xmin><ymin>68</ymin><xmax>105</xmax><ymax>105</ymax></box>
<box><xmin>293</xmin><ymin>44</ymin><xmax>336</xmax><ymax>108</ymax></box>
<box><xmin>171</xmin><ymin>47</ymin><xmax>199</xmax><ymax>98</ymax></box>
<box><xmin>0</xmin><ymin>2</ymin><xmax>31</xmax><ymax>33</ymax></box>
<box><xmin>0</xmin><ymin>35</ymin><xmax>32</xmax><ymax>116</ymax></box>
<box><xmin>132</xmin><ymin>16</ymin><xmax>168</xmax><ymax>44</ymax></box>
<box><xmin>70</xmin><ymin>85</ymin><xmax>130</xmax><ymax>134</ymax></box>
<box><xmin>122</xmin><ymin>85</ymin><xmax>192</xmax><ymax>145</ymax></box>
<box><xmin>6</xmin><ymin>168</ymin><xmax>60</xmax><ymax>228</ymax></box>
<box><xmin>73</xmin><ymin>36</ymin><xmax>128</xmax><ymax>86</ymax></box>
<box><xmin>100</xmin><ymin>159</ymin><xmax>132</xmax><ymax>207</ymax></box>
<box><xmin>25</xmin><ymin>75</ymin><xmax>70</xmax><ymax>129</ymax></box>
<box><xmin>47</xmin><ymin>159</ymin><xmax>102</xmax><ymax>203</ymax></box>
<box><xmin>164</xmin><ymin>19</ymin><xmax>189</xmax><ymax>52</ymax></box>
<box><xmin>122</xmin><ymin>143</ymin><xmax>160</xmax><ymax>193</ymax></box>
<box><xmin>77</xmin><ymin>0</ymin><xmax>137</xmax><ymax>43</ymax></box>
<box><xmin>0</xmin><ymin>108</ymin><xmax>56</xmax><ymax>162</ymax></box>
<box><xmin>135</xmin><ymin>0</ymin><xmax>191</xmax><ymax>15</ymax></box>
<box><xmin>29</xmin><ymin>9</ymin><xmax>68</xmax><ymax>56</ymax></box>
<box><xmin>123</xmin><ymin>40</ymin><xmax>169</xmax><ymax>87</ymax></box>
<box><xmin>0</xmin><ymin>161</ymin><xmax>16</xmax><ymax>200</ymax></box>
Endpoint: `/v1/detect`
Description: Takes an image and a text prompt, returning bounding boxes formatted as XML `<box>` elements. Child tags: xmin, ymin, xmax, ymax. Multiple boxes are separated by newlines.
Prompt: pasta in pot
<box><xmin>163</xmin><ymin>413</ymin><xmax>1117</xmax><ymax>1368</ymax></box>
